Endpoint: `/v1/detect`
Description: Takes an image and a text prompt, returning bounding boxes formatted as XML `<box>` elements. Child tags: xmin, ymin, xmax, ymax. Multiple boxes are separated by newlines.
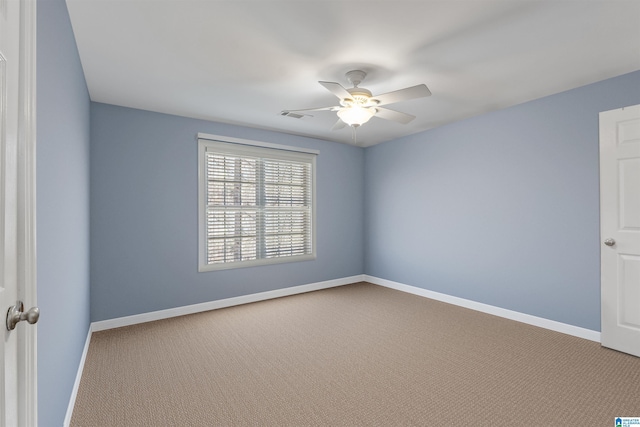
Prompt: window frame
<box><xmin>198</xmin><ymin>133</ymin><xmax>318</xmax><ymax>272</ymax></box>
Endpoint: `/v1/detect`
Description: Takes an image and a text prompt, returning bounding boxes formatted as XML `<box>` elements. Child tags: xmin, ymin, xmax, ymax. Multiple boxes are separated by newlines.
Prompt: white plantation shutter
<box><xmin>263</xmin><ymin>159</ymin><xmax>312</xmax><ymax>258</ymax></box>
<box><xmin>198</xmin><ymin>136</ymin><xmax>316</xmax><ymax>271</ymax></box>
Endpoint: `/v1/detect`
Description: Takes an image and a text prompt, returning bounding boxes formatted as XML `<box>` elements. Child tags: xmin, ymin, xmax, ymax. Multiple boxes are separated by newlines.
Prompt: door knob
<box><xmin>604</xmin><ymin>238</ymin><xmax>616</xmax><ymax>247</ymax></box>
<box><xmin>6</xmin><ymin>301</ymin><xmax>39</xmax><ymax>331</ymax></box>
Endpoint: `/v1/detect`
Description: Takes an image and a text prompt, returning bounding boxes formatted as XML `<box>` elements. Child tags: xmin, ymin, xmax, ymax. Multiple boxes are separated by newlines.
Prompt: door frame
<box><xmin>15</xmin><ymin>0</ymin><xmax>38</xmax><ymax>423</ymax></box>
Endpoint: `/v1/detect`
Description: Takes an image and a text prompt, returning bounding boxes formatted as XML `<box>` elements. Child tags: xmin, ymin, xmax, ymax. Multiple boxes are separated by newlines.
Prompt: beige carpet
<box><xmin>71</xmin><ymin>282</ymin><xmax>640</xmax><ymax>426</ymax></box>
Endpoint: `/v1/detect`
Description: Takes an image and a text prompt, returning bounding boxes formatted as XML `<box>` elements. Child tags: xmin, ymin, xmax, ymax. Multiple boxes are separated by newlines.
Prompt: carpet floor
<box><xmin>71</xmin><ymin>282</ymin><xmax>640</xmax><ymax>426</ymax></box>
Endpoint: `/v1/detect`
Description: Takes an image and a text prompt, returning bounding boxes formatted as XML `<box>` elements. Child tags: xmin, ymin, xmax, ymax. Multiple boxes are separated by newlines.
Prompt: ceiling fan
<box><xmin>282</xmin><ymin>70</ymin><xmax>431</xmax><ymax>130</ymax></box>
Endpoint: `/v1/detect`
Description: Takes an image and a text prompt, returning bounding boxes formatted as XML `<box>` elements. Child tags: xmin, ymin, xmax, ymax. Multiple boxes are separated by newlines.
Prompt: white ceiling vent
<box><xmin>280</xmin><ymin>111</ymin><xmax>310</xmax><ymax>119</ymax></box>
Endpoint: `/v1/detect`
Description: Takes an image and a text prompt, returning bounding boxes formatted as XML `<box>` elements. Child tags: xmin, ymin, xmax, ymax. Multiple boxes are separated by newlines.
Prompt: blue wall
<box><xmin>36</xmin><ymin>0</ymin><xmax>91</xmax><ymax>425</ymax></box>
<box><xmin>364</xmin><ymin>70</ymin><xmax>640</xmax><ymax>331</ymax></box>
<box><xmin>89</xmin><ymin>103</ymin><xmax>365</xmax><ymax>321</ymax></box>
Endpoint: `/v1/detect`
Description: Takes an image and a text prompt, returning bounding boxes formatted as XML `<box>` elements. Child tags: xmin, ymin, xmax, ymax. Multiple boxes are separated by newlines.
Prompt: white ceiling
<box><xmin>66</xmin><ymin>0</ymin><xmax>640</xmax><ymax>147</ymax></box>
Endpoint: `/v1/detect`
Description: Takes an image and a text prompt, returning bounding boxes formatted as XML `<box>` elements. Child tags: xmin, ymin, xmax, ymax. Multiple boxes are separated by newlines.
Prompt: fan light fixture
<box><xmin>337</xmin><ymin>106</ymin><xmax>376</xmax><ymax>127</ymax></box>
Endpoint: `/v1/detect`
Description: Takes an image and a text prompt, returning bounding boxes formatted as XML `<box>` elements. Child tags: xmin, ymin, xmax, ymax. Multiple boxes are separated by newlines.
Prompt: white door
<box><xmin>1</xmin><ymin>0</ymin><xmax>38</xmax><ymax>425</ymax></box>
<box><xmin>600</xmin><ymin>104</ymin><xmax>640</xmax><ymax>358</ymax></box>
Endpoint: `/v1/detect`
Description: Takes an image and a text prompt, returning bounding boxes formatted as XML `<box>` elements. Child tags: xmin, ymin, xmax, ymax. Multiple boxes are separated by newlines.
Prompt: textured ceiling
<box><xmin>66</xmin><ymin>0</ymin><xmax>640</xmax><ymax>146</ymax></box>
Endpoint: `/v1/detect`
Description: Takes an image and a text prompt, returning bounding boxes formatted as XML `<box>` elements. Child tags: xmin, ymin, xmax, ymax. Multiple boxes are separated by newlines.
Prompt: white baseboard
<box><xmin>92</xmin><ymin>275</ymin><xmax>365</xmax><ymax>332</ymax></box>
<box><xmin>91</xmin><ymin>273</ymin><xmax>600</xmax><ymax>339</ymax></box>
<box><xmin>364</xmin><ymin>275</ymin><xmax>601</xmax><ymax>343</ymax></box>
<box><xmin>63</xmin><ymin>326</ymin><xmax>93</xmax><ymax>427</ymax></box>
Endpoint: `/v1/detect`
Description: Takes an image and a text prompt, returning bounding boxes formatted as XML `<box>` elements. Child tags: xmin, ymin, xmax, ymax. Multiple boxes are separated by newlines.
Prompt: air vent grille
<box><xmin>280</xmin><ymin>111</ymin><xmax>308</xmax><ymax>119</ymax></box>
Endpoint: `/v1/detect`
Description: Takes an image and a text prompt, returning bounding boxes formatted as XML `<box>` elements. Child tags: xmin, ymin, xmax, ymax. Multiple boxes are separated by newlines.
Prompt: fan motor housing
<box><xmin>347</xmin><ymin>87</ymin><xmax>372</xmax><ymax>98</ymax></box>
<box><xmin>341</xmin><ymin>87</ymin><xmax>378</xmax><ymax>108</ymax></box>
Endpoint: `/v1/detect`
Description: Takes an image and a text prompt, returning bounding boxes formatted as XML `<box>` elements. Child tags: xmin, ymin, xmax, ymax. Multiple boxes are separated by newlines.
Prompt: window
<box><xmin>198</xmin><ymin>134</ymin><xmax>317</xmax><ymax>271</ymax></box>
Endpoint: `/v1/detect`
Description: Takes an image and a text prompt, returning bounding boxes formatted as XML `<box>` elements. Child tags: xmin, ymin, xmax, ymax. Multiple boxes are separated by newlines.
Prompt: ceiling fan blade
<box><xmin>319</xmin><ymin>81</ymin><xmax>353</xmax><ymax>100</ymax></box>
<box><xmin>374</xmin><ymin>107</ymin><xmax>416</xmax><ymax>124</ymax></box>
<box><xmin>373</xmin><ymin>84</ymin><xmax>431</xmax><ymax>106</ymax></box>
<box><xmin>331</xmin><ymin>119</ymin><xmax>346</xmax><ymax>131</ymax></box>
